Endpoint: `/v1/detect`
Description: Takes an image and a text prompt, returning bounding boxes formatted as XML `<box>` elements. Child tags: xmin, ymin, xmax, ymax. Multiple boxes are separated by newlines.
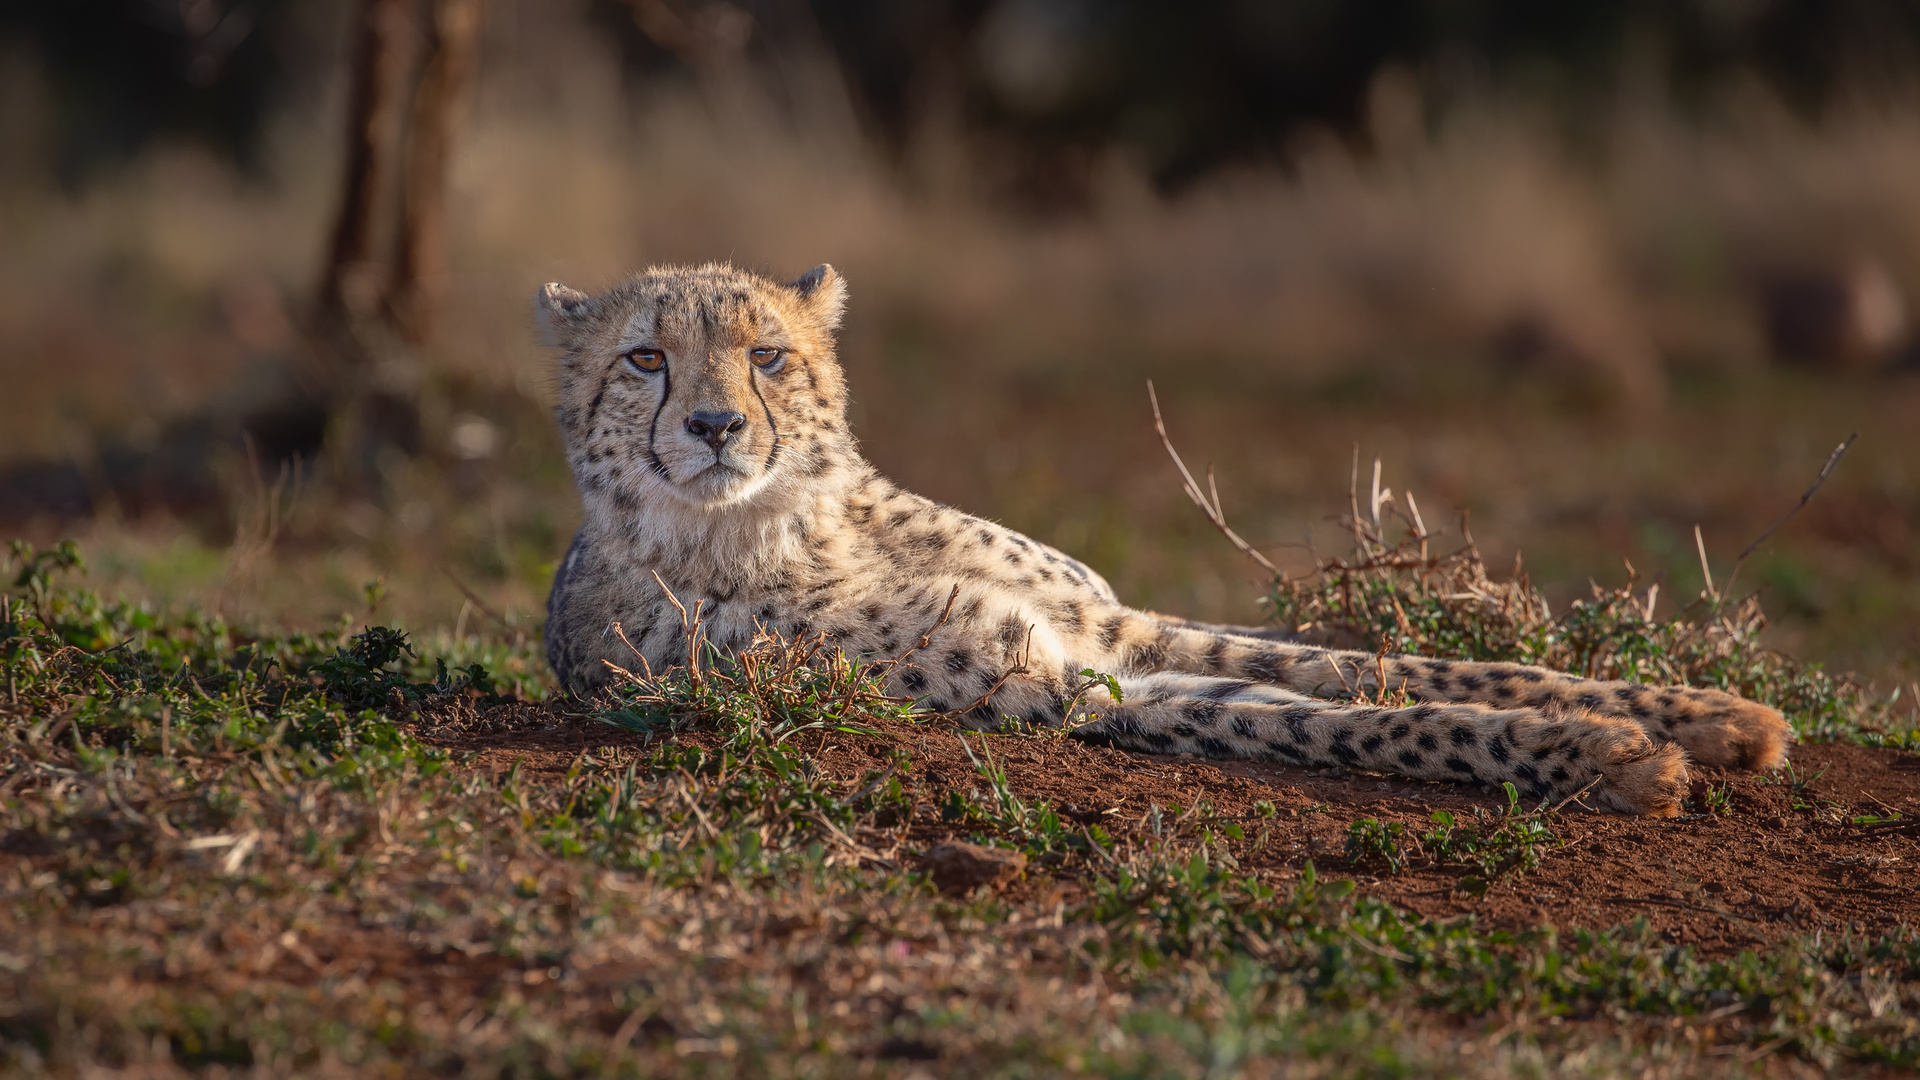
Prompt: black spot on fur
<box><xmin>1575</xmin><ymin>693</ymin><xmax>1603</xmax><ymax>710</ymax></box>
<box><xmin>1448</xmin><ymin>725</ymin><xmax>1476</xmax><ymax>746</ymax></box>
<box><xmin>1057</xmin><ymin>600</ymin><xmax>1086</xmax><ymax>634</ymax></box>
<box><xmin>901</xmin><ymin>670</ymin><xmax>927</xmax><ymax>693</ymax></box>
<box><xmin>1458</xmin><ymin>675</ymin><xmax>1484</xmax><ymax>692</ymax></box>
<box><xmin>1444</xmin><ymin>756</ymin><xmax>1475</xmax><ymax>774</ymax></box>
<box><xmin>1097</xmin><ymin>615</ymin><xmax>1126</xmax><ymax>651</ymax></box>
<box><xmin>1203</xmin><ymin>637</ymin><xmax>1229</xmax><ymax>673</ymax></box>
<box><xmin>1268</xmin><ymin>742</ymin><xmax>1308</xmax><ymax>762</ymax></box>
<box><xmin>945</xmin><ymin>651</ymin><xmax>972</xmax><ymax>674</ymax></box>
<box><xmin>1182</xmin><ymin>701</ymin><xmax>1223</xmax><ymax>725</ymax></box>
<box><xmin>1124</xmin><ymin>640</ymin><xmax>1170</xmax><ymax>670</ymax></box>
<box><xmin>1244</xmin><ymin>651</ymin><xmax>1288</xmax><ymax>681</ymax></box>
<box><xmin>1360</xmin><ymin>734</ymin><xmax>1384</xmax><ymax>753</ymax></box>
<box><xmin>908</xmin><ymin>532</ymin><xmax>951</xmax><ymax>553</ymax></box>
<box><xmin>1202</xmin><ymin>680</ymin><xmax>1253</xmax><ymax>701</ymax></box>
<box><xmin>1513</xmin><ymin>763</ymin><xmax>1540</xmax><ymax>783</ymax></box>
<box><xmin>1487</xmin><ymin>736</ymin><xmax>1511</xmax><ymax>763</ymax></box>
<box><xmin>1197</xmin><ymin>736</ymin><xmax>1232</xmax><ymax>756</ymax></box>
<box><xmin>1388</xmin><ymin>722</ymin><xmax>1412</xmax><ymax>740</ymax></box>
<box><xmin>1416</xmin><ymin>732</ymin><xmax>1439</xmax><ymax>751</ymax></box>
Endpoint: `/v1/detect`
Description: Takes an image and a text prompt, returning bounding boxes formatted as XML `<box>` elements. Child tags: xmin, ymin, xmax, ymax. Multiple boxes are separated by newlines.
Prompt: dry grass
<box><xmin>0</xmin><ymin>5</ymin><xmax>1915</xmax><ymax>693</ymax></box>
<box><xmin>3</xmin><ymin>537</ymin><xmax>1918</xmax><ymax>1077</ymax></box>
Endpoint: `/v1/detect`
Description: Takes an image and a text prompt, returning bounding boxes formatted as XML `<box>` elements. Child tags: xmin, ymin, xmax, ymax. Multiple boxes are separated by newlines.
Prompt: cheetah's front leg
<box><xmin>1091</xmin><ymin>611</ymin><xmax>1792</xmax><ymax>779</ymax></box>
<box><xmin>1357</xmin><ymin>657</ymin><xmax>1797</xmax><ymax>772</ymax></box>
<box><xmin>1154</xmin><ymin>629</ymin><xmax>1794</xmax><ymax>772</ymax></box>
<box><xmin>1067</xmin><ymin>672</ymin><xmax>1688</xmax><ymax>815</ymax></box>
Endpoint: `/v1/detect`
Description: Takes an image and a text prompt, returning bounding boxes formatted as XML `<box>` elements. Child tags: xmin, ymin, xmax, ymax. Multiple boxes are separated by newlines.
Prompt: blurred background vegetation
<box><xmin>0</xmin><ymin>0</ymin><xmax>1915</xmax><ymax>700</ymax></box>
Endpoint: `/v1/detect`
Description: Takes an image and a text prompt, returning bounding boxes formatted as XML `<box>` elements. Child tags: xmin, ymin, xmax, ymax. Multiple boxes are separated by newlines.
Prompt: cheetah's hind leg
<box><xmin>1068</xmin><ymin>673</ymin><xmax>1689</xmax><ymax>816</ymax></box>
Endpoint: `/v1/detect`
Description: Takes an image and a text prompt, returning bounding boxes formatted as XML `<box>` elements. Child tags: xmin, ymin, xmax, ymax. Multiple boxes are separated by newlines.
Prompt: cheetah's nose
<box><xmin>685</xmin><ymin>410</ymin><xmax>747</xmax><ymax>451</ymax></box>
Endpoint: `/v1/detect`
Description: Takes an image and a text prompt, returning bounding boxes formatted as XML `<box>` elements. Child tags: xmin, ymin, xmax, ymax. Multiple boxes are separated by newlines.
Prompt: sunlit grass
<box><xmin>4</xmin><ymin>540</ymin><xmax>1918</xmax><ymax>1076</ymax></box>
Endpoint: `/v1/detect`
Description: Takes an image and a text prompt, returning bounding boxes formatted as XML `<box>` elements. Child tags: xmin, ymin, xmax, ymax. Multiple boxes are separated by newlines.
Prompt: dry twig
<box><xmin>1719</xmin><ymin>432</ymin><xmax>1857</xmax><ymax>602</ymax></box>
<box><xmin>1147</xmin><ymin>381</ymin><xmax>1279</xmax><ymax>575</ymax></box>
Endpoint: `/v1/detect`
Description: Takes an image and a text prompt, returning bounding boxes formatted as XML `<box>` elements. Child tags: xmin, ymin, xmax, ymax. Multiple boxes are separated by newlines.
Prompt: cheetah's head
<box><xmin>536</xmin><ymin>263</ymin><xmax>853</xmax><ymax>514</ymax></box>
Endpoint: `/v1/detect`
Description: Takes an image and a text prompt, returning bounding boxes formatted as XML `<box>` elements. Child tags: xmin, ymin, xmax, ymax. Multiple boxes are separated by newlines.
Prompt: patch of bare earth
<box><xmin>415</xmin><ymin>698</ymin><xmax>1920</xmax><ymax>956</ymax></box>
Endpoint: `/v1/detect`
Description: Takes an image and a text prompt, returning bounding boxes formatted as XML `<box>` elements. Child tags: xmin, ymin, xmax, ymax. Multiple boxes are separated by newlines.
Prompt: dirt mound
<box><xmin>415</xmin><ymin>699</ymin><xmax>1920</xmax><ymax>957</ymax></box>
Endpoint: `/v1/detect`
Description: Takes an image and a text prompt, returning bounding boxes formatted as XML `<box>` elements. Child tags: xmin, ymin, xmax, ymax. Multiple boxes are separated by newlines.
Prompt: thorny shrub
<box><xmin>1266</xmin><ymin>519</ymin><xmax>1914</xmax><ymax>744</ymax></box>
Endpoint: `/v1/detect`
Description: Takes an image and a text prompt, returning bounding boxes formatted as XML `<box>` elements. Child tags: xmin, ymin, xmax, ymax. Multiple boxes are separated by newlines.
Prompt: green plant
<box><xmin>1702</xmin><ymin>781</ymin><xmax>1735</xmax><ymax>815</ymax></box>
<box><xmin>1345</xmin><ymin>817</ymin><xmax>1407</xmax><ymax>874</ymax></box>
<box><xmin>1266</xmin><ymin>524</ymin><xmax>1907</xmax><ymax>742</ymax></box>
<box><xmin>1413</xmin><ymin>783</ymin><xmax>1561</xmax><ymax>889</ymax></box>
<box><xmin>1763</xmin><ymin>759</ymin><xmax>1829</xmax><ymax>811</ymax></box>
<box><xmin>8</xmin><ymin>539</ymin><xmax>1920</xmax><ymax>1075</ymax></box>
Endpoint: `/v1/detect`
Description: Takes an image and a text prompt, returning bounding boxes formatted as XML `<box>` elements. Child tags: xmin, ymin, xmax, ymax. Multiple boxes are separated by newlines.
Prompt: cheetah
<box><xmin>537</xmin><ymin>262</ymin><xmax>1793</xmax><ymax>816</ymax></box>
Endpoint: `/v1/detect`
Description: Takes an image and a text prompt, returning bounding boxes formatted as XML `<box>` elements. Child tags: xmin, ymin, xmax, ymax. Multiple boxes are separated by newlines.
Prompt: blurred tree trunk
<box><xmin>314</xmin><ymin>0</ymin><xmax>484</xmax><ymax>472</ymax></box>
<box><xmin>386</xmin><ymin>0</ymin><xmax>484</xmax><ymax>346</ymax></box>
<box><xmin>318</xmin><ymin>0</ymin><xmax>414</xmax><ymax>329</ymax></box>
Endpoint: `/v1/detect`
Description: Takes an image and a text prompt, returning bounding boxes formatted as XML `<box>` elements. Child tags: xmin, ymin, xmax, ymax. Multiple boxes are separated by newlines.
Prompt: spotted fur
<box><xmin>539</xmin><ymin>263</ymin><xmax>1793</xmax><ymax>817</ymax></box>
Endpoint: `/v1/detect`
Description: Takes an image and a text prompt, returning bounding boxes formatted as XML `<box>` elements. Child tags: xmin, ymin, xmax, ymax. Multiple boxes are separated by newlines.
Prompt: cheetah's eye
<box><xmin>623</xmin><ymin>348</ymin><xmax>665</xmax><ymax>373</ymax></box>
<box><xmin>749</xmin><ymin>347</ymin><xmax>786</xmax><ymax>372</ymax></box>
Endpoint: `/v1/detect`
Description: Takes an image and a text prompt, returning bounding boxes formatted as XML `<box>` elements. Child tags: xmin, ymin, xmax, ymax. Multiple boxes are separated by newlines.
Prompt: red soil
<box><xmin>417</xmin><ymin>701</ymin><xmax>1920</xmax><ymax>956</ymax></box>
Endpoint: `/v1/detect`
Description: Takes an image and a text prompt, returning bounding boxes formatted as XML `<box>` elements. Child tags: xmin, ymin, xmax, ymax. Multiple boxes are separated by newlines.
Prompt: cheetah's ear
<box><xmin>790</xmin><ymin>264</ymin><xmax>847</xmax><ymax>331</ymax></box>
<box><xmin>534</xmin><ymin>282</ymin><xmax>594</xmax><ymax>347</ymax></box>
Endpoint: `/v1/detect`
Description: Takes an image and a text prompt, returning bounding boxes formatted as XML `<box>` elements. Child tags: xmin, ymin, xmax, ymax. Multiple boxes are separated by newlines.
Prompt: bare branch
<box><xmin>1720</xmin><ymin>432</ymin><xmax>1858</xmax><ymax>601</ymax></box>
<box><xmin>1693</xmin><ymin>524</ymin><xmax>1717</xmax><ymax>602</ymax></box>
<box><xmin>1348</xmin><ymin>443</ymin><xmax>1365</xmax><ymax>551</ymax></box>
<box><xmin>872</xmin><ymin>584</ymin><xmax>961</xmax><ymax>684</ymax></box>
<box><xmin>1147</xmin><ymin>381</ymin><xmax>1279</xmax><ymax>575</ymax></box>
